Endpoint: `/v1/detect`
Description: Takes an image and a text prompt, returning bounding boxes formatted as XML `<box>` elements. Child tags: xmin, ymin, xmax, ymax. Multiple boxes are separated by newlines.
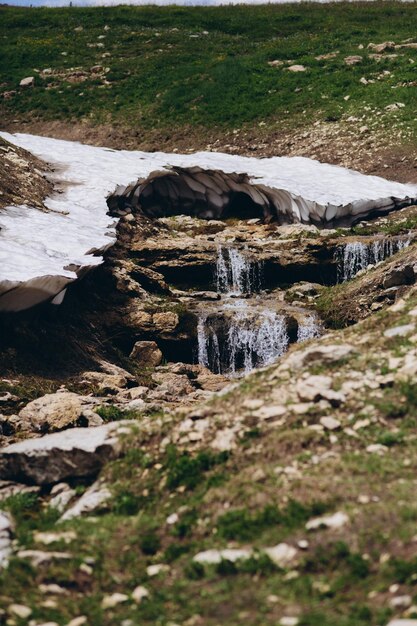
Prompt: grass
<box><xmin>1</xmin><ymin>2</ymin><xmax>417</xmax><ymax>142</ymax></box>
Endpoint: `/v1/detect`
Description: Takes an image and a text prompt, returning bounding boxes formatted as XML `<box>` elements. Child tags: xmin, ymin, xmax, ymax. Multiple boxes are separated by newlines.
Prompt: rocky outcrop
<box><xmin>18</xmin><ymin>391</ymin><xmax>103</xmax><ymax>433</ymax></box>
<box><xmin>0</xmin><ymin>421</ymin><xmax>134</xmax><ymax>485</ymax></box>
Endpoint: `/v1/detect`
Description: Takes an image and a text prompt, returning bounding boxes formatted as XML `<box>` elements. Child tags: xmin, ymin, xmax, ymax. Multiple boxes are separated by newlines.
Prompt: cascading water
<box><xmin>297</xmin><ymin>314</ymin><xmax>322</xmax><ymax>343</ymax></box>
<box><xmin>216</xmin><ymin>245</ymin><xmax>262</xmax><ymax>295</ymax></box>
<box><xmin>336</xmin><ymin>236</ymin><xmax>411</xmax><ymax>282</ymax></box>
<box><xmin>198</xmin><ymin>303</ymin><xmax>289</xmax><ymax>376</ymax></box>
<box><xmin>197</xmin><ymin>246</ymin><xmax>292</xmax><ymax>376</ymax></box>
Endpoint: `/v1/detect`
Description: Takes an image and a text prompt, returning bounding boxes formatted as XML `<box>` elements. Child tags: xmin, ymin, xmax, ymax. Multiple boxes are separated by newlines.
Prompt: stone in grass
<box><xmin>287</xmin><ymin>65</ymin><xmax>306</xmax><ymax>72</ymax></box>
<box><xmin>8</xmin><ymin>604</ymin><xmax>32</xmax><ymax>619</ymax></box>
<box><xmin>101</xmin><ymin>593</ymin><xmax>129</xmax><ymax>609</ymax></box>
<box><xmin>384</xmin><ymin>324</ymin><xmax>415</xmax><ymax>338</ymax></box>
<box><xmin>66</xmin><ymin>616</ymin><xmax>88</xmax><ymax>626</ymax></box>
<box><xmin>0</xmin><ymin>421</ymin><xmax>134</xmax><ymax>485</ymax></box>
<box><xmin>320</xmin><ymin>416</ymin><xmax>341</xmax><ymax>431</ymax></box>
<box><xmin>131</xmin><ymin>586</ymin><xmax>150</xmax><ymax>603</ymax></box>
<box><xmin>19</xmin><ymin>76</ymin><xmax>35</xmax><ymax>87</ymax></box>
<box><xmin>306</xmin><ymin>511</ymin><xmax>349</xmax><ymax>531</ymax></box>
<box><xmin>386</xmin><ymin>621</ymin><xmax>417</xmax><ymax>626</ymax></box>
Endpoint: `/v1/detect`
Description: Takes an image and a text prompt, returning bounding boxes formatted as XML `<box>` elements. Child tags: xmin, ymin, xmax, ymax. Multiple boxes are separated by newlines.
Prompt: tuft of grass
<box><xmin>164</xmin><ymin>445</ymin><xmax>229</xmax><ymax>491</ymax></box>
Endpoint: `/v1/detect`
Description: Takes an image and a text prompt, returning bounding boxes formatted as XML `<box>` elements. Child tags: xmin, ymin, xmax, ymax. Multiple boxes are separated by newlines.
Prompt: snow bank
<box><xmin>0</xmin><ymin>132</ymin><xmax>416</xmax><ymax>312</ymax></box>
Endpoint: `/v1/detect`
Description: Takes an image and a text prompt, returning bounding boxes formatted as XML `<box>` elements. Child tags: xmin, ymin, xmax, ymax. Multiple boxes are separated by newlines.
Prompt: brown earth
<box><xmin>0</xmin><ymin>136</ymin><xmax>52</xmax><ymax>210</ymax></box>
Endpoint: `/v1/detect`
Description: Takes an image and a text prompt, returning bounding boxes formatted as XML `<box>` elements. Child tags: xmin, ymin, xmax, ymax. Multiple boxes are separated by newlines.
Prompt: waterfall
<box><xmin>297</xmin><ymin>314</ymin><xmax>322</xmax><ymax>342</ymax></box>
<box><xmin>336</xmin><ymin>236</ymin><xmax>411</xmax><ymax>282</ymax></box>
<box><xmin>197</xmin><ymin>304</ymin><xmax>289</xmax><ymax>376</ymax></box>
<box><xmin>216</xmin><ymin>245</ymin><xmax>262</xmax><ymax>295</ymax></box>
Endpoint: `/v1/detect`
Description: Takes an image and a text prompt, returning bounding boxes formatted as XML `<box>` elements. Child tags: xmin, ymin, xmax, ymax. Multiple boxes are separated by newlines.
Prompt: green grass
<box><xmin>1</xmin><ymin>2</ymin><xmax>417</xmax><ymax>140</ymax></box>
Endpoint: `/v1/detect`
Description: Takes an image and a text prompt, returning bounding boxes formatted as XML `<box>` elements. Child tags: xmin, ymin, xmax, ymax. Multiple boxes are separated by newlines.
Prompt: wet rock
<box><xmin>18</xmin><ymin>391</ymin><xmax>102</xmax><ymax>432</ymax></box>
<box><xmin>0</xmin><ymin>421</ymin><xmax>133</xmax><ymax>485</ymax></box>
<box><xmin>130</xmin><ymin>340</ymin><xmax>163</xmax><ymax>367</ymax></box>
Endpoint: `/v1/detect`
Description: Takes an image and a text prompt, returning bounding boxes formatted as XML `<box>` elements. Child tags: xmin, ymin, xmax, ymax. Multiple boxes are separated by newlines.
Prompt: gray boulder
<box><xmin>0</xmin><ymin>421</ymin><xmax>134</xmax><ymax>485</ymax></box>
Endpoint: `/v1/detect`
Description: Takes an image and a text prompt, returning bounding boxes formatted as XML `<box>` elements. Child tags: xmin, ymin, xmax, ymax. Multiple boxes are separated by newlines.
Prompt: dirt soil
<box><xmin>0</xmin><ymin>136</ymin><xmax>53</xmax><ymax>210</ymax></box>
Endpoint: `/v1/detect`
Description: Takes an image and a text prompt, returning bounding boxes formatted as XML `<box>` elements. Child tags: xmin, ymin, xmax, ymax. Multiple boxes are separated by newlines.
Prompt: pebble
<box><xmin>131</xmin><ymin>585</ymin><xmax>149</xmax><ymax>603</ymax></box>
<box><xmin>9</xmin><ymin>604</ymin><xmax>32</xmax><ymax>618</ymax></box>
<box><xmin>320</xmin><ymin>416</ymin><xmax>341</xmax><ymax>431</ymax></box>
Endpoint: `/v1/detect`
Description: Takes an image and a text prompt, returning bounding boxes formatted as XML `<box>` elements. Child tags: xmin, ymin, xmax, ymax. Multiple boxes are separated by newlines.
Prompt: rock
<box><xmin>16</xmin><ymin>550</ymin><xmax>72</xmax><ymax>566</ymax></box>
<box><xmin>60</xmin><ymin>480</ymin><xmax>111</xmax><ymax>521</ymax></box>
<box><xmin>387</xmin><ymin>621</ymin><xmax>417</xmax><ymax>626</ymax></box>
<box><xmin>131</xmin><ymin>585</ymin><xmax>149</xmax><ymax>603</ymax></box>
<box><xmin>34</xmin><ymin>530</ymin><xmax>76</xmax><ymax>545</ymax></box>
<box><xmin>385</xmin><ymin>102</ymin><xmax>405</xmax><ymax>111</ymax></box>
<box><xmin>151</xmin><ymin>372</ymin><xmax>194</xmax><ymax>398</ymax></box>
<box><xmin>0</xmin><ymin>511</ymin><xmax>13</xmax><ymax>569</ymax></box>
<box><xmin>367</xmin><ymin>41</ymin><xmax>396</xmax><ymax>53</ymax></box>
<box><xmin>66</xmin><ymin>618</ymin><xmax>88</xmax><ymax>626</ymax></box>
<box><xmin>287</xmin><ymin>344</ymin><xmax>354</xmax><ymax>369</ymax></box>
<box><xmin>383</xmin><ymin>266</ymin><xmax>414</xmax><ymax>288</ymax></box>
<box><xmin>19</xmin><ymin>391</ymin><xmax>101</xmax><ymax>432</ymax></box>
<box><xmin>211</xmin><ymin>427</ymin><xmax>237</xmax><ymax>451</ymax></box>
<box><xmin>296</xmin><ymin>375</ymin><xmax>332</xmax><ymax>402</ymax></box>
<box><xmin>287</xmin><ymin>65</ymin><xmax>306</xmax><ymax>72</ymax></box>
<box><xmin>320</xmin><ymin>416</ymin><xmax>341</xmax><ymax>431</ymax></box>
<box><xmin>0</xmin><ymin>480</ymin><xmax>40</xmax><ymax>501</ymax></box>
<box><xmin>130</xmin><ymin>341</ymin><xmax>163</xmax><ymax>367</ymax></box>
<box><xmin>0</xmin><ymin>421</ymin><xmax>133</xmax><ymax>485</ymax></box>
<box><xmin>264</xmin><ymin>543</ymin><xmax>297</xmax><ymax>567</ymax></box>
<box><xmin>101</xmin><ymin>593</ymin><xmax>129</xmax><ymax>609</ymax></box>
<box><xmin>8</xmin><ymin>604</ymin><xmax>32</xmax><ymax>618</ymax></box>
<box><xmin>253</xmin><ymin>405</ymin><xmax>286</xmax><ymax>421</ymax></box>
<box><xmin>19</xmin><ymin>76</ymin><xmax>35</xmax><ymax>87</ymax></box>
<box><xmin>384</xmin><ymin>324</ymin><xmax>415</xmax><ymax>338</ymax></box>
<box><xmin>49</xmin><ymin>483</ymin><xmax>76</xmax><ymax>512</ymax></box>
<box><xmin>195</xmin><ymin>370</ymin><xmax>229</xmax><ymax>392</ymax></box>
<box><xmin>389</xmin><ymin>595</ymin><xmax>412</xmax><ymax>609</ymax></box>
<box><xmin>81</xmin><ymin>372</ymin><xmax>129</xmax><ymax>394</ymax></box>
<box><xmin>306</xmin><ymin>511</ymin><xmax>349</xmax><ymax>531</ymax></box>
<box><xmin>366</xmin><ymin>443</ymin><xmax>388</xmax><ymax>455</ymax></box>
<box><xmin>193</xmin><ymin>548</ymin><xmax>252</xmax><ymax>564</ymax></box>
<box><xmin>344</xmin><ymin>55</ymin><xmax>363</xmax><ymax>65</ymax></box>
<box><xmin>280</xmin><ymin>619</ymin><xmax>299</xmax><ymax>626</ymax></box>
<box><xmin>152</xmin><ymin>311</ymin><xmax>179</xmax><ymax>333</ymax></box>
<box><xmin>146</xmin><ymin>563</ymin><xmax>170</xmax><ymax>576</ymax></box>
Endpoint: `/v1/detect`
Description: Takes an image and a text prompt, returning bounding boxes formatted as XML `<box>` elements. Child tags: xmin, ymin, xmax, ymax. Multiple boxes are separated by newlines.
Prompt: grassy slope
<box><xmin>1</xmin><ymin>2</ymin><xmax>417</xmax><ymax>140</ymax></box>
<box><xmin>1</xmin><ymin>280</ymin><xmax>417</xmax><ymax>625</ymax></box>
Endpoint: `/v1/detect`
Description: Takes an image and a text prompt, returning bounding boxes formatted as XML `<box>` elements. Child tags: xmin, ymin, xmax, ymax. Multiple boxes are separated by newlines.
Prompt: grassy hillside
<box><xmin>1</xmin><ymin>2</ymin><xmax>417</xmax><ymax>142</ymax></box>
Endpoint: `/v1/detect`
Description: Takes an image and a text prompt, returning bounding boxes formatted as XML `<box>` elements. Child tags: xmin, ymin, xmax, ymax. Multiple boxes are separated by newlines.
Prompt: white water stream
<box><xmin>198</xmin><ymin>246</ymin><xmax>321</xmax><ymax>376</ymax></box>
<box><xmin>336</xmin><ymin>236</ymin><xmax>411</xmax><ymax>282</ymax></box>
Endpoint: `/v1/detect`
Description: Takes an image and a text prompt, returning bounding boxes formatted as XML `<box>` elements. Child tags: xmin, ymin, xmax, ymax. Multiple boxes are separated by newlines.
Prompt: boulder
<box><xmin>130</xmin><ymin>341</ymin><xmax>163</xmax><ymax>367</ymax></box>
<box><xmin>286</xmin><ymin>344</ymin><xmax>354</xmax><ymax>370</ymax></box>
<box><xmin>0</xmin><ymin>421</ymin><xmax>134</xmax><ymax>485</ymax></box>
<box><xmin>18</xmin><ymin>391</ymin><xmax>102</xmax><ymax>432</ymax></box>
